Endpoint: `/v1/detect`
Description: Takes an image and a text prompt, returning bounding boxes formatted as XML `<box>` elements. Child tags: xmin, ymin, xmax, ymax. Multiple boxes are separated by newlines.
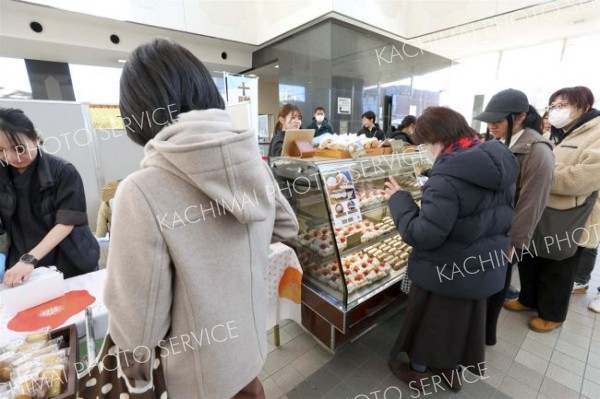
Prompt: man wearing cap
<box><xmin>474</xmin><ymin>88</ymin><xmax>555</xmax><ymax>337</ymax></box>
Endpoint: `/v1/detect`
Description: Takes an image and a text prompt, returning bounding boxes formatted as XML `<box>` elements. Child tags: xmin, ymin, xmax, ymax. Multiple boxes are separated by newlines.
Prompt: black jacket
<box><xmin>388</xmin><ymin>140</ymin><xmax>519</xmax><ymax>300</ymax></box>
<box><xmin>268</xmin><ymin>131</ymin><xmax>285</xmax><ymax>158</ymax></box>
<box><xmin>0</xmin><ymin>152</ymin><xmax>99</xmax><ymax>278</ymax></box>
<box><xmin>306</xmin><ymin>117</ymin><xmax>334</xmax><ymax>137</ymax></box>
<box><xmin>358</xmin><ymin>124</ymin><xmax>385</xmax><ymax>140</ymax></box>
<box><xmin>388</xmin><ymin>130</ymin><xmax>414</xmax><ymax>144</ymax></box>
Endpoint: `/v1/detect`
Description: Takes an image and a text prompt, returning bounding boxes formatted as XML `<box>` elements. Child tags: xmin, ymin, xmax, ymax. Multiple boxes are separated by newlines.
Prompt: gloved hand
<box><xmin>0</xmin><ymin>253</ymin><xmax>6</xmax><ymax>283</ymax></box>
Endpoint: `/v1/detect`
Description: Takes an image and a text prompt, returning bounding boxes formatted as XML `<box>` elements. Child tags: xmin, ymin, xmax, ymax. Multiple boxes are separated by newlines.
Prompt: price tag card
<box><xmin>323</xmin><ymin>170</ymin><xmax>363</xmax><ymax>228</ymax></box>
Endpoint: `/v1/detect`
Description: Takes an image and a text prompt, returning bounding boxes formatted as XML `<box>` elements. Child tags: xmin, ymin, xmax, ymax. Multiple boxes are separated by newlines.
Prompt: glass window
<box><xmin>561</xmin><ymin>33</ymin><xmax>600</xmax><ymax>106</ymax></box>
<box><xmin>70</xmin><ymin>64</ymin><xmax>122</xmax><ymax>104</ymax></box>
<box><xmin>279</xmin><ymin>84</ymin><xmax>306</xmax><ymax>103</ymax></box>
<box><xmin>0</xmin><ymin>57</ymin><xmax>32</xmax><ymax>99</ymax></box>
<box><xmin>448</xmin><ymin>52</ymin><xmax>501</xmax><ymax>125</ymax></box>
<box><xmin>496</xmin><ymin>41</ymin><xmax>563</xmax><ymax>109</ymax></box>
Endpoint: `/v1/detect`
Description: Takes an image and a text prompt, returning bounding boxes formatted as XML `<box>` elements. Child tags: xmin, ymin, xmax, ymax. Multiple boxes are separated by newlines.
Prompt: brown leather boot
<box><xmin>503</xmin><ymin>299</ymin><xmax>534</xmax><ymax>312</ymax></box>
<box><xmin>529</xmin><ymin>317</ymin><xmax>562</xmax><ymax>333</ymax></box>
<box><xmin>388</xmin><ymin>360</ymin><xmax>429</xmax><ymax>393</ymax></box>
<box><xmin>430</xmin><ymin>368</ymin><xmax>462</xmax><ymax>392</ymax></box>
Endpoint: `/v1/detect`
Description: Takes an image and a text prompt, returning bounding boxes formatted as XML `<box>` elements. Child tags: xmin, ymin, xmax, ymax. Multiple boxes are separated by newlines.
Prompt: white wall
<box><xmin>258</xmin><ymin>80</ymin><xmax>279</xmax><ymax>134</ymax></box>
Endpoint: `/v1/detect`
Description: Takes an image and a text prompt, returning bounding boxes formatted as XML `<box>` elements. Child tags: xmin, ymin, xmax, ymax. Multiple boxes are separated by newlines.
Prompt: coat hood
<box><xmin>430</xmin><ymin>140</ymin><xmax>518</xmax><ymax>191</ymax></box>
<box><xmin>141</xmin><ymin>109</ymin><xmax>273</xmax><ymax>224</ymax></box>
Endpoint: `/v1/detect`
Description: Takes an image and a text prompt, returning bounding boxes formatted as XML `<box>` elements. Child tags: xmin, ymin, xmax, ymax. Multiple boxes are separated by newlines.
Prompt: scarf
<box><xmin>441</xmin><ymin>135</ymin><xmax>481</xmax><ymax>154</ymax></box>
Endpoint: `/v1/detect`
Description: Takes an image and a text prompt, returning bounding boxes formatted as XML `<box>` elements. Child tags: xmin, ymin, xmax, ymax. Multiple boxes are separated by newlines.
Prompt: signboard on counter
<box><xmin>322</xmin><ymin>170</ymin><xmax>362</xmax><ymax>227</ymax></box>
<box><xmin>337</xmin><ymin>97</ymin><xmax>351</xmax><ymax>115</ymax></box>
<box><xmin>225</xmin><ymin>73</ymin><xmax>259</xmax><ymax>134</ymax></box>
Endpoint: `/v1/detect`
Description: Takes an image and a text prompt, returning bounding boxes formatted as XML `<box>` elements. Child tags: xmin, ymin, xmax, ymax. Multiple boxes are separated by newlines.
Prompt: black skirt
<box><xmin>390</xmin><ymin>284</ymin><xmax>486</xmax><ymax>373</ymax></box>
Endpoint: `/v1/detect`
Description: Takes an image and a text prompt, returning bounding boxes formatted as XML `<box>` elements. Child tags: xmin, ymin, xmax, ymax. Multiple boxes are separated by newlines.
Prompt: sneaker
<box><xmin>589</xmin><ymin>293</ymin><xmax>600</xmax><ymax>313</ymax></box>
<box><xmin>572</xmin><ymin>282</ymin><xmax>589</xmax><ymax>294</ymax></box>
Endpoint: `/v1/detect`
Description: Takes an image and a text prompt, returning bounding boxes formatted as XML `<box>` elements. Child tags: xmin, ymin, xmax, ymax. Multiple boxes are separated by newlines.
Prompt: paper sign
<box><xmin>323</xmin><ymin>170</ymin><xmax>362</xmax><ymax>228</ymax></box>
<box><xmin>337</xmin><ymin>97</ymin><xmax>351</xmax><ymax>115</ymax></box>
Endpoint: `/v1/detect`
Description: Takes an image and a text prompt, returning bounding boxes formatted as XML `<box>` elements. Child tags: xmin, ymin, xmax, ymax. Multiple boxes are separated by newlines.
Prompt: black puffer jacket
<box><xmin>389</xmin><ymin>140</ymin><xmax>519</xmax><ymax>300</ymax></box>
<box><xmin>0</xmin><ymin>152</ymin><xmax>99</xmax><ymax>278</ymax></box>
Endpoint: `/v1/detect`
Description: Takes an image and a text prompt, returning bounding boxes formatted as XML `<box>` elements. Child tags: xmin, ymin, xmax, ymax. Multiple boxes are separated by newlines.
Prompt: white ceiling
<box><xmin>0</xmin><ymin>0</ymin><xmax>254</xmax><ymax>71</ymax></box>
<box><xmin>1</xmin><ymin>0</ymin><xmax>600</xmax><ymax>74</ymax></box>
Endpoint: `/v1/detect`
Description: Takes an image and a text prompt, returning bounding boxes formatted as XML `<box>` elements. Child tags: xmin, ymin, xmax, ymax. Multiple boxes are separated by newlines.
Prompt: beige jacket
<box><xmin>547</xmin><ymin>113</ymin><xmax>600</xmax><ymax>248</ymax></box>
<box><xmin>510</xmin><ymin>129</ymin><xmax>554</xmax><ymax>250</ymax></box>
<box><xmin>104</xmin><ymin>109</ymin><xmax>299</xmax><ymax>398</ymax></box>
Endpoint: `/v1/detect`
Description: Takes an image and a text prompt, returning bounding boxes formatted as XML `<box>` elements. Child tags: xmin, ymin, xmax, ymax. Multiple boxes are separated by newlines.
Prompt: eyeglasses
<box><xmin>546</xmin><ymin>102</ymin><xmax>570</xmax><ymax>112</ymax></box>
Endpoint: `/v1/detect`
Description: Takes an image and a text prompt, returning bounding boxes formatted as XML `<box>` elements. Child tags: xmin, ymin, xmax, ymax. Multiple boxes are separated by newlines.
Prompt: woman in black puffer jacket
<box><xmin>385</xmin><ymin>107</ymin><xmax>519</xmax><ymax>393</ymax></box>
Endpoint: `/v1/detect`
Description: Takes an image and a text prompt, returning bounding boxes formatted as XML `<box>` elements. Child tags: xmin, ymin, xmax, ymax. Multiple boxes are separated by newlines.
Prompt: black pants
<box><xmin>486</xmin><ymin>263</ymin><xmax>512</xmax><ymax>345</ymax></box>
<box><xmin>518</xmin><ymin>248</ymin><xmax>583</xmax><ymax>322</ymax></box>
<box><xmin>575</xmin><ymin>247</ymin><xmax>598</xmax><ymax>285</ymax></box>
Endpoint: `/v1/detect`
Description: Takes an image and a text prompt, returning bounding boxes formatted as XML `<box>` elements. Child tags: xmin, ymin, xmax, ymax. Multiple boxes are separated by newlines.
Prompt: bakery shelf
<box><xmin>339</xmin><ymin>230</ymin><xmax>400</xmax><ymax>257</ymax></box>
<box><xmin>270</xmin><ymin>151</ymin><xmax>427</xmax><ymax>352</ymax></box>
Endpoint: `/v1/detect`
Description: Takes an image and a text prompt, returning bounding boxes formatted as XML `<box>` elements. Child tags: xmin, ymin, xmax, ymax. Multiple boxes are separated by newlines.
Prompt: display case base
<box><xmin>301</xmin><ymin>281</ymin><xmax>407</xmax><ymax>353</ymax></box>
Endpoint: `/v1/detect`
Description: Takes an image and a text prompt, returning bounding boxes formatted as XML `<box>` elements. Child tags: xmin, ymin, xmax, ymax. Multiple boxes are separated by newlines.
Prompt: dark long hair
<box><xmin>119</xmin><ymin>38</ymin><xmax>225</xmax><ymax>146</ymax></box>
<box><xmin>0</xmin><ymin>108</ymin><xmax>37</xmax><ymax>147</ymax></box>
<box><xmin>484</xmin><ymin>105</ymin><xmax>542</xmax><ymax>147</ymax></box>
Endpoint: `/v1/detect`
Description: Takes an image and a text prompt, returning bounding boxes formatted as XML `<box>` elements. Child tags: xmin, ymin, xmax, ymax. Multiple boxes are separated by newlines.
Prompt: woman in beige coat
<box><xmin>505</xmin><ymin>86</ymin><xmax>600</xmax><ymax>332</ymax></box>
<box><xmin>104</xmin><ymin>39</ymin><xmax>299</xmax><ymax>398</ymax></box>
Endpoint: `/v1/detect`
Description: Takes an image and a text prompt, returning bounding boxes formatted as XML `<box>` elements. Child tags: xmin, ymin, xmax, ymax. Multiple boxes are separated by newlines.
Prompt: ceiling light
<box><xmin>118</xmin><ymin>59</ymin><xmax>127</xmax><ymax>63</ymax></box>
<box><xmin>274</xmin><ymin>65</ymin><xmax>279</xmax><ymax>69</ymax></box>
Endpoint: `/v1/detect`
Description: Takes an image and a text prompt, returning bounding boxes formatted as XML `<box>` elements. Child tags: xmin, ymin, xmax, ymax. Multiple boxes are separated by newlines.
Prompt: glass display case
<box><xmin>271</xmin><ymin>151</ymin><xmax>430</xmax><ymax>351</ymax></box>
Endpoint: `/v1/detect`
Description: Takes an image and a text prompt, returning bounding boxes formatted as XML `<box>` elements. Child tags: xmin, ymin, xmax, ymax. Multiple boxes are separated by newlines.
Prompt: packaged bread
<box><xmin>24</xmin><ymin>329</ymin><xmax>50</xmax><ymax>344</ymax></box>
<box><xmin>0</xmin><ymin>352</ymin><xmax>17</xmax><ymax>382</ymax></box>
<box><xmin>40</xmin><ymin>365</ymin><xmax>66</xmax><ymax>398</ymax></box>
<box><xmin>318</xmin><ymin>138</ymin><xmax>332</xmax><ymax>149</ymax></box>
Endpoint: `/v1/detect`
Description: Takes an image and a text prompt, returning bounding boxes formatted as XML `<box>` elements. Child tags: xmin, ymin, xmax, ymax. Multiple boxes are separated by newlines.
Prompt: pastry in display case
<box><xmin>270</xmin><ymin>151</ymin><xmax>431</xmax><ymax>351</ymax></box>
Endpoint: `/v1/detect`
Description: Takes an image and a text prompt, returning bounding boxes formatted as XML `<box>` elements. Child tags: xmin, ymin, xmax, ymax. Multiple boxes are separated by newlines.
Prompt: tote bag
<box><xmin>77</xmin><ymin>333</ymin><xmax>167</xmax><ymax>398</ymax></box>
<box><xmin>532</xmin><ymin>191</ymin><xmax>598</xmax><ymax>261</ymax></box>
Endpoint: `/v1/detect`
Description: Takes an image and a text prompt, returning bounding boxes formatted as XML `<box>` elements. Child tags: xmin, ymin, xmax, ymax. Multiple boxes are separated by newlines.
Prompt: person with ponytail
<box><xmin>388</xmin><ymin>115</ymin><xmax>416</xmax><ymax>144</ymax></box>
<box><xmin>268</xmin><ymin>103</ymin><xmax>302</xmax><ymax>158</ymax></box>
<box><xmin>474</xmin><ymin>89</ymin><xmax>554</xmax><ymax>342</ymax></box>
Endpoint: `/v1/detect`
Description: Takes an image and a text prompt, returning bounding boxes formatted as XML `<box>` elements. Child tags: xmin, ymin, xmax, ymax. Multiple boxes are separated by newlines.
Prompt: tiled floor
<box><xmin>261</xmin><ymin>260</ymin><xmax>600</xmax><ymax>399</ymax></box>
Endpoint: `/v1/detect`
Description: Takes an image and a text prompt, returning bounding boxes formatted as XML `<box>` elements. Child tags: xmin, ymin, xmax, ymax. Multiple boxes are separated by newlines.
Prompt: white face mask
<box><xmin>315</xmin><ymin>114</ymin><xmax>325</xmax><ymax>123</ymax></box>
<box><xmin>549</xmin><ymin>108</ymin><xmax>575</xmax><ymax>129</ymax></box>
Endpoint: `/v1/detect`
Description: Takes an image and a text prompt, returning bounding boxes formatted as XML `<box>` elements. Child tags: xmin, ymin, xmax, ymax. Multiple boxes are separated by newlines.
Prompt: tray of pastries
<box><xmin>0</xmin><ymin>325</ymin><xmax>76</xmax><ymax>399</ymax></box>
<box><xmin>305</xmin><ymin>253</ymin><xmax>393</xmax><ymax>294</ymax></box>
<box><xmin>334</xmin><ymin>217</ymin><xmax>396</xmax><ymax>251</ymax></box>
<box><xmin>365</xmin><ymin>235</ymin><xmax>412</xmax><ymax>271</ymax></box>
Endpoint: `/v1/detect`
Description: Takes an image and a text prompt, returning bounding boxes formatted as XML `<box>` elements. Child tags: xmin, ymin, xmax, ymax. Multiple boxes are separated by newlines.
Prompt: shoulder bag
<box><xmin>77</xmin><ymin>333</ymin><xmax>167</xmax><ymax>398</ymax></box>
<box><xmin>532</xmin><ymin>191</ymin><xmax>598</xmax><ymax>261</ymax></box>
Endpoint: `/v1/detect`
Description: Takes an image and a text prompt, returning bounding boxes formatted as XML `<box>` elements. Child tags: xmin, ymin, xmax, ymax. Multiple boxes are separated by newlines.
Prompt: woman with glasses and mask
<box><xmin>504</xmin><ymin>86</ymin><xmax>600</xmax><ymax>332</ymax></box>
<box><xmin>474</xmin><ymin>89</ymin><xmax>554</xmax><ymax>344</ymax></box>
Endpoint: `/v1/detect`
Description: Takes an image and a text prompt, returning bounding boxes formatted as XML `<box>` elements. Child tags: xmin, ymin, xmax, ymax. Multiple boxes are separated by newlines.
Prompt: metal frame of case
<box><xmin>271</xmin><ymin>152</ymin><xmax>428</xmax><ymax>352</ymax></box>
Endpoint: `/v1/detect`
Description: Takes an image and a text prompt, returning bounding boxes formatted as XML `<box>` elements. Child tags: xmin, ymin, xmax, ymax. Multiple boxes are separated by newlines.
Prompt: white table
<box><xmin>1</xmin><ymin>244</ymin><xmax>303</xmax><ymax>347</ymax></box>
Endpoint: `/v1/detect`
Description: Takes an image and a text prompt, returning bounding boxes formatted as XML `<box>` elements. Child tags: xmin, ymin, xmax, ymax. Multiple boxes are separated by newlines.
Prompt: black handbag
<box><xmin>532</xmin><ymin>191</ymin><xmax>598</xmax><ymax>261</ymax></box>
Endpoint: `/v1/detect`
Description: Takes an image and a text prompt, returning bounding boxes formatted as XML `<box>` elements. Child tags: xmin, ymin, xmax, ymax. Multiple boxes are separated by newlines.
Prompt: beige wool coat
<box><xmin>104</xmin><ymin>109</ymin><xmax>299</xmax><ymax>398</ymax></box>
<box><xmin>547</xmin><ymin>113</ymin><xmax>600</xmax><ymax>249</ymax></box>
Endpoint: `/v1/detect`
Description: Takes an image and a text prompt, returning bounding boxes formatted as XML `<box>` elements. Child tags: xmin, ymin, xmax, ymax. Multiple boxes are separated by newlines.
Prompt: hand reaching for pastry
<box><xmin>384</xmin><ymin>176</ymin><xmax>404</xmax><ymax>200</ymax></box>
